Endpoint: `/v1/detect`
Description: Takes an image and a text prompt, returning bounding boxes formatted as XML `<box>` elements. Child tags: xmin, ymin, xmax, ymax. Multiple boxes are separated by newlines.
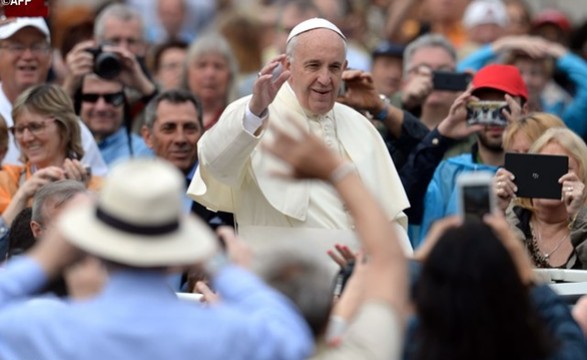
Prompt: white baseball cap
<box><xmin>0</xmin><ymin>17</ymin><xmax>50</xmax><ymax>41</ymax></box>
<box><xmin>463</xmin><ymin>0</ymin><xmax>508</xmax><ymax>29</ymax></box>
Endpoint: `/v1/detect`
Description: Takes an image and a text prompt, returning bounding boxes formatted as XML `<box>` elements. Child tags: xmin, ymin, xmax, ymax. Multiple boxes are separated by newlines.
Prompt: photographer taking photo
<box><xmin>62</xmin><ymin>4</ymin><xmax>157</xmax><ymax>106</ymax></box>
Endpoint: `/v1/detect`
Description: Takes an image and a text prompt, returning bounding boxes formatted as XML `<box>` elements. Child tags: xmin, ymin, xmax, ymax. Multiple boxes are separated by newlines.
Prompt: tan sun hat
<box><xmin>58</xmin><ymin>158</ymin><xmax>218</xmax><ymax>267</ymax></box>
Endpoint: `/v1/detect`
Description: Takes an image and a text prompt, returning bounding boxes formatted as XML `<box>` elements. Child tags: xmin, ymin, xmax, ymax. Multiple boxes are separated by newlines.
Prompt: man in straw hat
<box><xmin>189</xmin><ymin>18</ymin><xmax>411</xmax><ymax>268</ymax></box>
<box><xmin>0</xmin><ymin>158</ymin><xmax>313</xmax><ymax>359</ymax></box>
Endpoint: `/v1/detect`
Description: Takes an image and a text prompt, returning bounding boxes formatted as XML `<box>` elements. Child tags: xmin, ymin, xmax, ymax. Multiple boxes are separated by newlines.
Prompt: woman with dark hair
<box><xmin>415</xmin><ymin>221</ymin><xmax>553</xmax><ymax>360</ymax></box>
<box><xmin>409</xmin><ymin>216</ymin><xmax>587</xmax><ymax>360</ymax></box>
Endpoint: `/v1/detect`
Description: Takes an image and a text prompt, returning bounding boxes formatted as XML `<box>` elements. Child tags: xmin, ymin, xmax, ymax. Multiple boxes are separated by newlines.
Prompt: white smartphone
<box><xmin>456</xmin><ymin>171</ymin><xmax>496</xmax><ymax>222</ymax></box>
<box><xmin>271</xmin><ymin>63</ymin><xmax>283</xmax><ymax>83</ymax></box>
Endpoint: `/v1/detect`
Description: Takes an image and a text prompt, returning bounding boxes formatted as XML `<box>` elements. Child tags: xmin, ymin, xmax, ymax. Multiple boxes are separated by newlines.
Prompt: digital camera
<box><xmin>466</xmin><ymin>100</ymin><xmax>509</xmax><ymax>127</ymax></box>
<box><xmin>85</xmin><ymin>47</ymin><xmax>122</xmax><ymax>80</ymax></box>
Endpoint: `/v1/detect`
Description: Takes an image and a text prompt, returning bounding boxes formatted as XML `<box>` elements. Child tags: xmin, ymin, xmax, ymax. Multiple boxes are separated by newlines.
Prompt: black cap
<box><xmin>372</xmin><ymin>41</ymin><xmax>405</xmax><ymax>59</ymax></box>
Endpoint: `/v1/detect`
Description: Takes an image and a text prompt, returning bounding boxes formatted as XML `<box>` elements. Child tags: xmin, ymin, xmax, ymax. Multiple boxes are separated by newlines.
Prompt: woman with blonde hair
<box><xmin>495</xmin><ymin>112</ymin><xmax>566</xmax><ymax>209</ymax></box>
<box><xmin>0</xmin><ymin>84</ymin><xmax>102</xmax><ymax>226</ymax></box>
<box><xmin>497</xmin><ymin>127</ymin><xmax>587</xmax><ymax>268</ymax></box>
<box><xmin>502</xmin><ymin>112</ymin><xmax>566</xmax><ymax>154</ymax></box>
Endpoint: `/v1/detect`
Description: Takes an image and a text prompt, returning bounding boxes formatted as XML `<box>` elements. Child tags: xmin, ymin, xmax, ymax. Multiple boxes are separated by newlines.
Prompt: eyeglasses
<box><xmin>0</xmin><ymin>42</ymin><xmax>51</xmax><ymax>56</ymax></box>
<box><xmin>81</xmin><ymin>91</ymin><xmax>125</xmax><ymax>107</ymax></box>
<box><xmin>10</xmin><ymin>118</ymin><xmax>56</xmax><ymax>138</ymax></box>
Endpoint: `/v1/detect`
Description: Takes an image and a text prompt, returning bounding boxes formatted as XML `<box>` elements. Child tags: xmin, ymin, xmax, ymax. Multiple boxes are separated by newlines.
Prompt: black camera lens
<box><xmin>94</xmin><ymin>52</ymin><xmax>122</xmax><ymax>80</ymax></box>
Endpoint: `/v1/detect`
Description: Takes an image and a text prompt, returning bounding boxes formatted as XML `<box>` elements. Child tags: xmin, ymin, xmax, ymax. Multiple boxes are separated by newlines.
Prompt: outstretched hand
<box><xmin>328</xmin><ymin>243</ymin><xmax>357</xmax><ymax>269</ymax></box>
<box><xmin>249</xmin><ymin>54</ymin><xmax>290</xmax><ymax>117</ymax></box>
<box><xmin>336</xmin><ymin>69</ymin><xmax>382</xmax><ymax>113</ymax></box>
<box><xmin>217</xmin><ymin>226</ymin><xmax>252</xmax><ymax>269</ymax></box>
<box><xmin>194</xmin><ymin>281</ymin><xmax>221</xmax><ymax>305</ymax></box>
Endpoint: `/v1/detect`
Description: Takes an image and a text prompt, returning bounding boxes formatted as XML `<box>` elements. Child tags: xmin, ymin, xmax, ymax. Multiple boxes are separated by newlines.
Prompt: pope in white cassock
<box><xmin>188</xmin><ymin>18</ymin><xmax>412</xmax><ymax>265</ymax></box>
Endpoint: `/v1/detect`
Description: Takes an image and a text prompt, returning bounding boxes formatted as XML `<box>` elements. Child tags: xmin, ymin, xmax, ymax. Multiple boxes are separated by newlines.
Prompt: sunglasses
<box><xmin>81</xmin><ymin>91</ymin><xmax>125</xmax><ymax>106</ymax></box>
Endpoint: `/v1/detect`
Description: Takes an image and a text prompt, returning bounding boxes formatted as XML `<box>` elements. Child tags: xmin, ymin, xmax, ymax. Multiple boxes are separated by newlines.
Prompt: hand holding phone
<box><xmin>432</xmin><ymin>71</ymin><xmax>471</xmax><ymax>92</ymax></box>
<box><xmin>457</xmin><ymin>171</ymin><xmax>496</xmax><ymax>222</ymax></box>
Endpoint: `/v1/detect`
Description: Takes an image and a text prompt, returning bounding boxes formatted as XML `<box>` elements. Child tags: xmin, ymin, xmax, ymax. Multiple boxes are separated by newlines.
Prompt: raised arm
<box><xmin>263</xmin><ymin>119</ymin><xmax>408</xmax><ymax>315</ymax></box>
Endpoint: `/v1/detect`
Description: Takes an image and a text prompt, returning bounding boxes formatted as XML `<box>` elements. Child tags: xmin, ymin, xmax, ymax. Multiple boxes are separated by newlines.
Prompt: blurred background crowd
<box><xmin>1</xmin><ymin>0</ymin><xmax>587</xmax><ymax>359</ymax></box>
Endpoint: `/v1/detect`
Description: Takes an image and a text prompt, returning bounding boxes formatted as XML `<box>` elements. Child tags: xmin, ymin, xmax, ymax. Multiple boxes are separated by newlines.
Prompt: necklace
<box><xmin>532</xmin><ymin>222</ymin><xmax>570</xmax><ymax>260</ymax></box>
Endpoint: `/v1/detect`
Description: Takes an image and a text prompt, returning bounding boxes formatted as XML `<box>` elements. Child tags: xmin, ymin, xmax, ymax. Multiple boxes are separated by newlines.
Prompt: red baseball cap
<box><xmin>532</xmin><ymin>9</ymin><xmax>571</xmax><ymax>33</ymax></box>
<box><xmin>471</xmin><ymin>64</ymin><xmax>528</xmax><ymax>101</ymax></box>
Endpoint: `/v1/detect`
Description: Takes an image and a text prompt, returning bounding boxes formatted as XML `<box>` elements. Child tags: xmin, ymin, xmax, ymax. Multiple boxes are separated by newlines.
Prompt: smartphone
<box><xmin>271</xmin><ymin>63</ymin><xmax>283</xmax><ymax>83</ymax></box>
<box><xmin>457</xmin><ymin>171</ymin><xmax>495</xmax><ymax>222</ymax></box>
<box><xmin>432</xmin><ymin>71</ymin><xmax>471</xmax><ymax>91</ymax></box>
<box><xmin>466</xmin><ymin>100</ymin><xmax>509</xmax><ymax>127</ymax></box>
<box><xmin>337</xmin><ymin>80</ymin><xmax>347</xmax><ymax>97</ymax></box>
<box><xmin>333</xmin><ymin>259</ymin><xmax>355</xmax><ymax>296</ymax></box>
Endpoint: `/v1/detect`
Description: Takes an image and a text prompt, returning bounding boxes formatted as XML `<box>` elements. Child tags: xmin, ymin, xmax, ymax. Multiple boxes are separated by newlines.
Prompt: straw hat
<box><xmin>58</xmin><ymin>158</ymin><xmax>218</xmax><ymax>267</ymax></box>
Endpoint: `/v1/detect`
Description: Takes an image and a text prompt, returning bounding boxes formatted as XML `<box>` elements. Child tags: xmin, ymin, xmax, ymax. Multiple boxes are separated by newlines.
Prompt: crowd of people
<box><xmin>1</xmin><ymin>0</ymin><xmax>587</xmax><ymax>358</ymax></box>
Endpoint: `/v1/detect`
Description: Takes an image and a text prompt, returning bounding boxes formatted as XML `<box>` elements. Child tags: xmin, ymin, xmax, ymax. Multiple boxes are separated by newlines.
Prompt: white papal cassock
<box><xmin>188</xmin><ymin>83</ymin><xmax>411</xmax><ymax>271</ymax></box>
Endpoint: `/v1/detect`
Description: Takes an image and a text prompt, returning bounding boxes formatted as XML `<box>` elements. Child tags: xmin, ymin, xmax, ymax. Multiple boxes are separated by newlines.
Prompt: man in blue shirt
<box><xmin>416</xmin><ymin>64</ymin><xmax>529</xmax><ymax>246</ymax></box>
<box><xmin>0</xmin><ymin>158</ymin><xmax>313</xmax><ymax>360</ymax></box>
<box><xmin>77</xmin><ymin>74</ymin><xmax>152</xmax><ymax>166</ymax></box>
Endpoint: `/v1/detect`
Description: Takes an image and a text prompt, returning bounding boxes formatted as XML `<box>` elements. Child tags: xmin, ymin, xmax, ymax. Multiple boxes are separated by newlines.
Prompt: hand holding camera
<box><xmin>437</xmin><ymin>89</ymin><xmax>483</xmax><ymax>139</ymax></box>
<box><xmin>84</xmin><ymin>46</ymin><xmax>123</xmax><ymax>80</ymax></box>
<box><xmin>465</xmin><ymin>91</ymin><xmax>523</xmax><ymax>127</ymax></box>
<box><xmin>336</xmin><ymin>69</ymin><xmax>383</xmax><ymax>114</ymax></box>
<box><xmin>401</xmin><ymin>65</ymin><xmax>433</xmax><ymax>109</ymax></box>
<box><xmin>63</xmin><ymin>40</ymin><xmax>96</xmax><ymax>95</ymax></box>
<box><xmin>457</xmin><ymin>171</ymin><xmax>496</xmax><ymax>223</ymax></box>
<box><xmin>63</xmin><ymin>40</ymin><xmax>154</xmax><ymax>97</ymax></box>
<box><xmin>99</xmin><ymin>45</ymin><xmax>155</xmax><ymax>96</ymax></box>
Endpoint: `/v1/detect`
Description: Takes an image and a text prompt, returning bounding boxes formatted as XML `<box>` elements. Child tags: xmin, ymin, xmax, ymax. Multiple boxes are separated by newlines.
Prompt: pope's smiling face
<box><xmin>286</xmin><ymin>28</ymin><xmax>347</xmax><ymax>116</ymax></box>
